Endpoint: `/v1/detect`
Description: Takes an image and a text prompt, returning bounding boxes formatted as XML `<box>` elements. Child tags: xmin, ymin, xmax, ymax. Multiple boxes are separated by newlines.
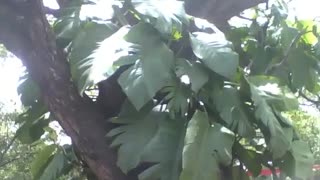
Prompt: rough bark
<box><xmin>0</xmin><ymin>0</ymin><xmax>266</xmax><ymax>180</ymax></box>
<box><xmin>0</xmin><ymin>1</ymin><xmax>128</xmax><ymax>180</ymax></box>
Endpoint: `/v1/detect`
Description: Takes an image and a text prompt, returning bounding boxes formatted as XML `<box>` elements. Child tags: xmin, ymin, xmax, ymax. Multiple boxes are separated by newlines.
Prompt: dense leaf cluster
<box><xmin>14</xmin><ymin>0</ymin><xmax>319</xmax><ymax>179</ymax></box>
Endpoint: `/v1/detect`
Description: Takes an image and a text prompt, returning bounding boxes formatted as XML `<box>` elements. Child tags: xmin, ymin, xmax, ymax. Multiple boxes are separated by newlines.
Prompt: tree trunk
<box><xmin>0</xmin><ymin>1</ymin><xmax>129</xmax><ymax>180</ymax></box>
<box><xmin>0</xmin><ymin>0</ymin><xmax>266</xmax><ymax>179</ymax></box>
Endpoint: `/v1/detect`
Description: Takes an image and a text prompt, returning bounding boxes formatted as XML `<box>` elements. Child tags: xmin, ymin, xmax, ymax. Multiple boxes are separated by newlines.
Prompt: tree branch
<box><xmin>0</xmin><ymin>1</ymin><xmax>129</xmax><ymax>179</ymax></box>
<box><xmin>299</xmin><ymin>90</ymin><xmax>320</xmax><ymax>107</ymax></box>
<box><xmin>43</xmin><ymin>6</ymin><xmax>60</xmax><ymax>17</ymax></box>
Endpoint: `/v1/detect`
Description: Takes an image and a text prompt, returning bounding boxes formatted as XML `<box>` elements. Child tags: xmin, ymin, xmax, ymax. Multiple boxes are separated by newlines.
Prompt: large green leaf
<box><xmin>250</xmin><ymin>46</ymin><xmax>272</xmax><ymax>75</ymax></box>
<box><xmin>38</xmin><ymin>150</ymin><xmax>68</xmax><ymax>180</ymax></box>
<box><xmin>176</xmin><ymin>58</ymin><xmax>209</xmax><ymax>93</ymax></box>
<box><xmin>233</xmin><ymin>142</ymin><xmax>262</xmax><ymax>177</ymax></box>
<box><xmin>32</xmin><ymin>145</ymin><xmax>73</xmax><ymax>180</ymax></box>
<box><xmin>248</xmin><ymin>76</ymin><xmax>299</xmax><ymax>111</ymax></box>
<box><xmin>280</xmin><ymin>26</ymin><xmax>299</xmax><ymax>50</ymax></box>
<box><xmin>290</xmin><ymin>141</ymin><xmax>314</xmax><ymax>179</ymax></box>
<box><xmin>180</xmin><ymin>111</ymin><xmax>235</xmax><ymax>180</ymax></box>
<box><xmin>53</xmin><ymin>17</ymin><xmax>81</xmax><ymax>47</ymax></box>
<box><xmin>69</xmin><ymin>22</ymin><xmax>118</xmax><ymax>94</ymax></box>
<box><xmin>132</xmin><ymin>0</ymin><xmax>189</xmax><ymax>35</ymax></box>
<box><xmin>119</xmin><ymin>23</ymin><xmax>175</xmax><ymax>110</ymax></box>
<box><xmin>16</xmin><ymin>102</ymin><xmax>49</xmax><ymax>144</ymax></box>
<box><xmin>53</xmin><ymin>0</ymin><xmax>84</xmax><ymax>47</ymax></box>
<box><xmin>31</xmin><ymin>145</ymin><xmax>57</xmax><ymax>179</ymax></box>
<box><xmin>249</xmin><ymin>82</ymin><xmax>291</xmax><ymax>159</ymax></box>
<box><xmin>213</xmin><ymin>87</ymin><xmax>255</xmax><ymax>138</ymax></box>
<box><xmin>287</xmin><ymin>49</ymin><xmax>318</xmax><ymax>92</ymax></box>
<box><xmin>16</xmin><ymin>75</ymin><xmax>51</xmax><ymax>144</ymax></box>
<box><xmin>107</xmin><ymin>103</ymin><xmax>184</xmax><ymax>180</ymax></box>
<box><xmin>16</xmin><ymin>117</ymin><xmax>48</xmax><ymax>144</ymax></box>
<box><xmin>190</xmin><ymin>32</ymin><xmax>239</xmax><ymax>79</ymax></box>
<box><xmin>280</xmin><ymin>141</ymin><xmax>314</xmax><ymax>179</ymax></box>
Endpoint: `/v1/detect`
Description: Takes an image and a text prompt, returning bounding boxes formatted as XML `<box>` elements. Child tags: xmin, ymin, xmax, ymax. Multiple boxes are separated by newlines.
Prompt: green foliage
<box><xmin>285</xmin><ymin>111</ymin><xmax>320</xmax><ymax>163</ymax></box>
<box><xmin>180</xmin><ymin>111</ymin><xmax>235</xmax><ymax>180</ymax></box>
<box><xmin>69</xmin><ymin>22</ymin><xmax>117</xmax><ymax>94</ymax></box>
<box><xmin>0</xmin><ymin>109</ymin><xmax>34</xmax><ymax>180</ymax></box>
<box><xmin>212</xmin><ymin>86</ymin><xmax>255</xmax><ymax>138</ymax></box>
<box><xmin>119</xmin><ymin>23</ymin><xmax>175</xmax><ymax>109</ymax></box>
<box><xmin>31</xmin><ymin>145</ymin><xmax>57</xmax><ymax>179</ymax></box>
<box><xmin>176</xmin><ymin>58</ymin><xmax>209</xmax><ymax>93</ymax></box>
<box><xmin>0</xmin><ymin>45</ymin><xmax>7</xmax><ymax>58</ymax></box>
<box><xmin>190</xmin><ymin>32</ymin><xmax>239</xmax><ymax>79</ymax></box>
<box><xmin>16</xmin><ymin>77</ymin><xmax>49</xmax><ymax>144</ymax></box>
<box><xmin>131</xmin><ymin>0</ymin><xmax>189</xmax><ymax>35</ymax></box>
<box><xmin>37</xmin><ymin>146</ymin><xmax>76</xmax><ymax>180</ymax></box>
<box><xmin>108</xmin><ymin>101</ymin><xmax>184</xmax><ymax>180</ymax></box>
<box><xmin>288</xmin><ymin>141</ymin><xmax>314</xmax><ymax>179</ymax></box>
<box><xmin>14</xmin><ymin>0</ymin><xmax>320</xmax><ymax>179</ymax></box>
<box><xmin>248</xmin><ymin>79</ymin><xmax>292</xmax><ymax>159</ymax></box>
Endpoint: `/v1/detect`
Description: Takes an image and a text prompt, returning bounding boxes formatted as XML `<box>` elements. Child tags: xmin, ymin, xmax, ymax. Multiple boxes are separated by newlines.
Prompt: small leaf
<box><xmin>176</xmin><ymin>58</ymin><xmax>209</xmax><ymax>93</ymax></box>
<box><xmin>162</xmin><ymin>78</ymin><xmax>192</xmax><ymax>118</ymax></box>
<box><xmin>180</xmin><ymin>111</ymin><xmax>235</xmax><ymax>180</ymax></box>
<box><xmin>270</xmin><ymin>4</ymin><xmax>288</xmax><ymax>26</ymax></box>
<box><xmin>17</xmin><ymin>77</ymin><xmax>41</xmax><ymax>107</ymax></box>
<box><xmin>190</xmin><ymin>32</ymin><xmax>239</xmax><ymax>79</ymax></box>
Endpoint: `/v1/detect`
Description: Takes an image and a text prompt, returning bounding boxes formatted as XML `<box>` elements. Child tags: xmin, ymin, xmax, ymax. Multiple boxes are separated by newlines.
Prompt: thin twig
<box><xmin>299</xmin><ymin>90</ymin><xmax>320</xmax><ymax>106</ymax></box>
<box><xmin>237</xmin><ymin>15</ymin><xmax>255</xmax><ymax>21</ymax></box>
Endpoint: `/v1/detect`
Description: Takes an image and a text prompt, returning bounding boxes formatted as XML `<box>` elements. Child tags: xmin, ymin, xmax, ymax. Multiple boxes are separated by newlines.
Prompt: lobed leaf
<box><xmin>31</xmin><ymin>145</ymin><xmax>57</xmax><ymax>179</ymax></box>
<box><xmin>213</xmin><ymin>87</ymin><xmax>255</xmax><ymax>138</ymax></box>
<box><xmin>69</xmin><ymin>22</ymin><xmax>118</xmax><ymax>94</ymax></box>
<box><xmin>180</xmin><ymin>111</ymin><xmax>235</xmax><ymax>180</ymax></box>
<box><xmin>119</xmin><ymin>23</ymin><xmax>175</xmax><ymax>110</ymax></box>
<box><xmin>107</xmin><ymin>102</ymin><xmax>184</xmax><ymax>180</ymax></box>
<box><xmin>38</xmin><ymin>150</ymin><xmax>68</xmax><ymax>180</ymax></box>
<box><xmin>190</xmin><ymin>32</ymin><xmax>239</xmax><ymax>79</ymax></box>
<box><xmin>249</xmin><ymin>81</ymin><xmax>291</xmax><ymax>159</ymax></box>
